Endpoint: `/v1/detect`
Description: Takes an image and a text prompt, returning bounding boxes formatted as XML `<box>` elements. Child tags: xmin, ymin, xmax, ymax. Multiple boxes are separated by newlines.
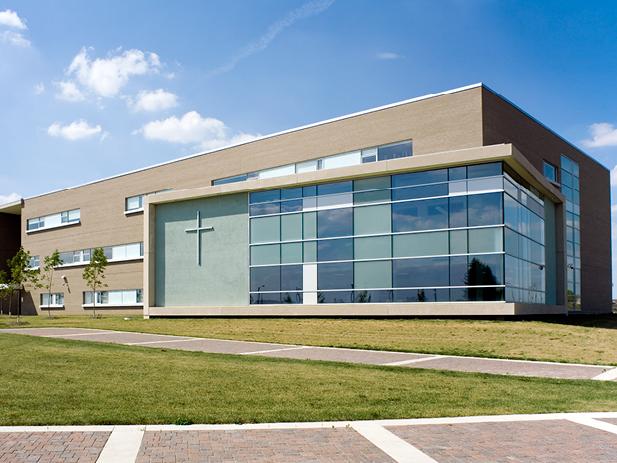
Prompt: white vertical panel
<box><xmin>303</xmin><ymin>263</ymin><xmax>317</xmax><ymax>305</ymax></box>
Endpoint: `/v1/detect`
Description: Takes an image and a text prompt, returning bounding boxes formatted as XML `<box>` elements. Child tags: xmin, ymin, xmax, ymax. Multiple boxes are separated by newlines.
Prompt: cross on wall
<box><xmin>185</xmin><ymin>210</ymin><xmax>214</xmax><ymax>266</ymax></box>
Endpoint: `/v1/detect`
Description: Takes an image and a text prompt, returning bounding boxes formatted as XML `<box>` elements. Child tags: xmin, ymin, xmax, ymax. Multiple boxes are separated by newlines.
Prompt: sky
<box><xmin>1</xmin><ymin>0</ymin><xmax>616</xmax><ymax>292</ymax></box>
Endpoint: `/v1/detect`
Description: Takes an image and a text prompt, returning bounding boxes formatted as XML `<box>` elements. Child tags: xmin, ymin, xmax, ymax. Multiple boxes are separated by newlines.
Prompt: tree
<box><xmin>82</xmin><ymin>247</ymin><xmax>108</xmax><ymax>319</ymax></box>
<box><xmin>7</xmin><ymin>247</ymin><xmax>40</xmax><ymax>324</ymax></box>
<box><xmin>39</xmin><ymin>250</ymin><xmax>63</xmax><ymax>318</ymax></box>
<box><xmin>0</xmin><ymin>270</ymin><xmax>10</xmax><ymax>315</ymax></box>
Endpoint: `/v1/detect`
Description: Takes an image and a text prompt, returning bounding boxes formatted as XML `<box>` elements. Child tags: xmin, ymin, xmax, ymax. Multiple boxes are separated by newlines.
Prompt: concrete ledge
<box><xmin>147</xmin><ymin>302</ymin><xmax>567</xmax><ymax>317</ymax></box>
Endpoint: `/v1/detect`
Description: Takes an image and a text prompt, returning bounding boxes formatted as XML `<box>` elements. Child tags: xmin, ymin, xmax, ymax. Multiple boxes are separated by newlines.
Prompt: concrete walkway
<box><xmin>1</xmin><ymin>327</ymin><xmax>617</xmax><ymax>381</ymax></box>
<box><xmin>2</xmin><ymin>412</ymin><xmax>617</xmax><ymax>462</ymax></box>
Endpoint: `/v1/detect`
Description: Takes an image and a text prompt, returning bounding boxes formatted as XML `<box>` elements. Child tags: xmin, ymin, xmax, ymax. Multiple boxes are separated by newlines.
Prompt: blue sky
<box><xmin>1</xmin><ymin>0</ymin><xmax>616</xmax><ymax>290</ymax></box>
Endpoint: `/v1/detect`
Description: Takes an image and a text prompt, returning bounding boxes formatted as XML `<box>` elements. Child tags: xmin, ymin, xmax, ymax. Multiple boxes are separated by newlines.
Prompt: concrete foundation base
<box><xmin>145</xmin><ymin>302</ymin><xmax>568</xmax><ymax>318</ymax></box>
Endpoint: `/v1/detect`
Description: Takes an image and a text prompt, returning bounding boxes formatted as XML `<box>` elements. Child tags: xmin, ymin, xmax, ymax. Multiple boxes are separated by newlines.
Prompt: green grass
<box><xmin>3</xmin><ymin>314</ymin><xmax>617</xmax><ymax>365</ymax></box>
<box><xmin>1</xmin><ymin>333</ymin><xmax>617</xmax><ymax>426</ymax></box>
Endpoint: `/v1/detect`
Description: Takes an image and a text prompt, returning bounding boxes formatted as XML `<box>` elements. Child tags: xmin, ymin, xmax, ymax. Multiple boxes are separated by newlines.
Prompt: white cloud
<box><xmin>138</xmin><ymin>110</ymin><xmax>260</xmax><ymax>150</ymax></box>
<box><xmin>129</xmin><ymin>89</ymin><xmax>178</xmax><ymax>112</ymax></box>
<box><xmin>34</xmin><ymin>82</ymin><xmax>45</xmax><ymax>95</ymax></box>
<box><xmin>582</xmin><ymin>122</ymin><xmax>617</xmax><ymax>148</ymax></box>
<box><xmin>47</xmin><ymin>120</ymin><xmax>103</xmax><ymax>141</ymax></box>
<box><xmin>1</xmin><ymin>30</ymin><xmax>30</xmax><ymax>47</ymax></box>
<box><xmin>66</xmin><ymin>47</ymin><xmax>161</xmax><ymax>98</ymax></box>
<box><xmin>376</xmin><ymin>51</ymin><xmax>400</xmax><ymax>60</ymax></box>
<box><xmin>209</xmin><ymin>0</ymin><xmax>335</xmax><ymax>76</ymax></box>
<box><xmin>0</xmin><ymin>192</ymin><xmax>20</xmax><ymax>205</ymax></box>
<box><xmin>55</xmin><ymin>80</ymin><xmax>85</xmax><ymax>102</ymax></box>
<box><xmin>0</xmin><ymin>9</ymin><xmax>26</xmax><ymax>29</ymax></box>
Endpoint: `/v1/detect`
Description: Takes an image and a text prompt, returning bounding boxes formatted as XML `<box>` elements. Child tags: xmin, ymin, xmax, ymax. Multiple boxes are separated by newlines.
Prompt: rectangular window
<box><xmin>543</xmin><ymin>161</ymin><xmax>557</xmax><ymax>182</ymax></box>
<box><xmin>27</xmin><ymin>209</ymin><xmax>80</xmax><ymax>232</ymax></box>
<box><xmin>125</xmin><ymin>195</ymin><xmax>143</xmax><ymax>212</ymax></box>
<box><xmin>28</xmin><ymin>256</ymin><xmax>40</xmax><ymax>269</ymax></box>
<box><xmin>57</xmin><ymin>242</ymin><xmax>143</xmax><ymax>267</ymax></box>
<box><xmin>317</xmin><ymin>262</ymin><xmax>354</xmax><ymax>290</ymax></box>
<box><xmin>377</xmin><ymin>141</ymin><xmax>412</xmax><ymax>161</ymax></box>
<box><xmin>393</xmin><ymin>257</ymin><xmax>449</xmax><ymax>288</ymax></box>
<box><xmin>392</xmin><ymin>198</ymin><xmax>449</xmax><ymax>232</ymax></box>
<box><xmin>40</xmin><ymin>292</ymin><xmax>64</xmax><ymax>307</ymax></box>
<box><xmin>82</xmin><ymin>289</ymin><xmax>143</xmax><ymax>307</ymax></box>
<box><xmin>317</xmin><ymin>208</ymin><xmax>353</xmax><ymax>238</ymax></box>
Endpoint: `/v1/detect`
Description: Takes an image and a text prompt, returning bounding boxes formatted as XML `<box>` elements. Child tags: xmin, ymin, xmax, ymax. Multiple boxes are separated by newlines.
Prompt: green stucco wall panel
<box><xmin>155</xmin><ymin>193</ymin><xmax>249</xmax><ymax>307</ymax></box>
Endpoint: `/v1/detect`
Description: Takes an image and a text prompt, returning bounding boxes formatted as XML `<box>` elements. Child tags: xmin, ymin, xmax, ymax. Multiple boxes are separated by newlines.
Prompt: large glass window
<box><xmin>560</xmin><ymin>155</ymin><xmax>580</xmax><ymax>310</ymax></box>
<box><xmin>248</xmin><ymin>162</ymin><xmax>545</xmax><ymax>305</ymax></box>
<box><xmin>392</xmin><ymin>198</ymin><xmax>449</xmax><ymax>232</ymax></box>
<box><xmin>317</xmin><ymin>208</ymin><xmax>353</xmax><ymax>238</ymax></box>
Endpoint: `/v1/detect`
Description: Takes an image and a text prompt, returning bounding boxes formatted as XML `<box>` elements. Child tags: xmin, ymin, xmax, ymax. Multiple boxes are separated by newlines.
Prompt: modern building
<box><xmin>0</xmin><ymin>83</ymin><xmax>611</xmax><ymax>317</ymax></box>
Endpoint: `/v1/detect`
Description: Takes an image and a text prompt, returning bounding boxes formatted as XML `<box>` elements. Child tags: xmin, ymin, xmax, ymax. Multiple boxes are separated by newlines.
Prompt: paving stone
<box><xmin>387</xmin><ymin>419</ymin><xmax>617</xmax><ymax>462</ymax></box>
<box><xmin>138</xmin><ymin>338</ymin><xmax>298</xmax><ymax>354</ymax></box>
<box><xmin>0</xmin><ymin>432</ymin><xmax>110</xmax><ymax>463</ymax></box>
<box><xmin>259</xmin><ymin>346</ymin><xmax>431</xmax><ymax>365</ymax></box>
<box><xmin>136</xmin><ymin>428</ymin><xmax>395</xmax><ymax>463</ymax></box>
<box><xmin>407</xmin><ymin>356</ymin><xmax>608</xmax><ymax>379</ymax></box>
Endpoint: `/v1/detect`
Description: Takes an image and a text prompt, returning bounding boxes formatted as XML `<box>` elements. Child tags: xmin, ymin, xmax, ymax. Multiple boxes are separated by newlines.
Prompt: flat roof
<box><xmin>0</xmin><ymin>200</ymin><xmax>22</xmax><ymax>215</ymax></box>
<box><xmin>22</xmin><ymin>82</ymin><xmax>606</xmax><ymax>202</ymax></box>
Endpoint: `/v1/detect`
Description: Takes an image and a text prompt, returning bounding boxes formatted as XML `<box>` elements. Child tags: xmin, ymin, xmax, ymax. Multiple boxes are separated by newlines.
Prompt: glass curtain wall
<box><xmin>248</xmin><ymin>162</ymin><xmax>546</xmax><ymax>305</ymax></box>
<box><xmin>560</xmin><ymin>155</ymin><xmax>581</xmax><ymax>310</ymax></box>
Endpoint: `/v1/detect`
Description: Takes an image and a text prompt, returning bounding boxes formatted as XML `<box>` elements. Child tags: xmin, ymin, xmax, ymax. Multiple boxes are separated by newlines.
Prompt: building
<box><xmin>0</xmin><ymin>83</ymin><xmax>610</xmax><ymax>317</ymax></box>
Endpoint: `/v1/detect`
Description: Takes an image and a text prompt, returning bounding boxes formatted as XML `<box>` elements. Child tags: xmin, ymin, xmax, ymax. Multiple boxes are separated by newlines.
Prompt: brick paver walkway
<box><xmin>135</xmin><ymin>428</ymin><xmax>395</xmax><ymax>463</ymax></box>
<box><xmin>0</xmin><ymin>431</ymin><xmax>110</xmax><ymax>463</ymax></box>
<box><xmin>1</xmin><ymin>327</ymin><xmax>615</xmax><ymax>381</ymax></box>
<box><xmin>387</xmin><ymin>419</ymin><xmax>617</xmax><ymax>462</ymax></box>
<box><xmin>2</xmin><ymin>413</ymin><xmax>617</xmax><ymax>462</ymax></box>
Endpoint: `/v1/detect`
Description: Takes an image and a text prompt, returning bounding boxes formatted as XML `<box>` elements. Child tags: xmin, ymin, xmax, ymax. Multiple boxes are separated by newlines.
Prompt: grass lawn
<box><xmin>2</xmin><ymin>314</ymin><xmax>617</xmax><ymax>365</ymax></box>
<box><xmin>1</xmin><ymin>333</ymin><xmax>617</xmax><ymax>426</ymax></box>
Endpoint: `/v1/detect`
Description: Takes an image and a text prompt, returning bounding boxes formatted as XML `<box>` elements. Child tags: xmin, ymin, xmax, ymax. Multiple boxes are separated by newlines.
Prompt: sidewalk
<box><xmin>1</xmin><ymin>327</ymin><xmax>616</xmax><ymax>381</ymax></box>
<box><xmin>2</xmin><ymin>412</ymin><xmax>617</xmax><ymax>462</ymax></box>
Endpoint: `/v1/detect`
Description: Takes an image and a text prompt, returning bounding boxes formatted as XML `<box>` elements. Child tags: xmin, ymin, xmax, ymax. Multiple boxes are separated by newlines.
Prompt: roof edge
<box><xmin>25</xmin><ymin>83</ymin><xmax>484</xmax><ymax>201</ymax></box>
<box><xmin>481</xmin><ymin>84</ymin><xmax>609</xmax><ymax>172</ymax></box>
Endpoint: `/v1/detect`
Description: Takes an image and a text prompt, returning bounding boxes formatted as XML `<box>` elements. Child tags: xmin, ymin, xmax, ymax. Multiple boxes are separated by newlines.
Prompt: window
<box><xmin>317</xmin><ymin>238</ymin><xmax>353</xmax><ymax>261</ymax></box>
<box><xmin>393</xmin><ymin>257</ymin><xmax>449</xmax><ymax>288</ymax></box>
<box><xmin>467</xmin><ymin>193</ymin><xmax>502</xmax><ymax>226</ymax></box>
<box><xmin>212</xmin><ymin>140</ymin><xmax>413</xmax><ymax>186</ymax></box>
<box><xmin>83</xmin><ymin>289</ymin><xmax>143</xmax><ymax>306</ymax></box>
<box><xmin>40</xmin><ymin>292</ymin><xmax>64</xmax><ymax>307</ymax></box>
<box><xmin>317</xmin><ymin>208</ymin><xmax>353</xmax><ymax>238</ymax></box>
<box><xmin>392</xmin><ymin>198</ymin><xmax>449</xmax><ymax>232</ymax></box>
<box><xmin>377</xmin><ymin>141</ymin><xmax>413</xmax><ymax>161</ymax></box>
<box><xmin>125</xmin><ymin>195</ymin><xmax>144</xmax><ymax>212</ymax></box>
<box><xmin>28</xmin><ymin>256</ymin><xmax>40</xmax><ymax>269</ymax></box>
<box><xmin>317</xmin><ymin>262</ymin><xmax>353</xmax><ymax>290</ymax></box>
<box><xmin>27</xmin><ymin>209</ymin><xmax>80</xmax><ymax>232</ymax></box>
<box><xmin>58</xmin><ymin>243</ymin><xmax>143</xmax><ymax>267</ymax></box>
<box><xmin>247</xmin><ymin>162</ymin><xmax>543</xmax><ymax>305</ymax></box>
<box><xmin>543</xmin><ymin>161</ymin><xmax>557</xmax><ymax>183</ymax></box>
